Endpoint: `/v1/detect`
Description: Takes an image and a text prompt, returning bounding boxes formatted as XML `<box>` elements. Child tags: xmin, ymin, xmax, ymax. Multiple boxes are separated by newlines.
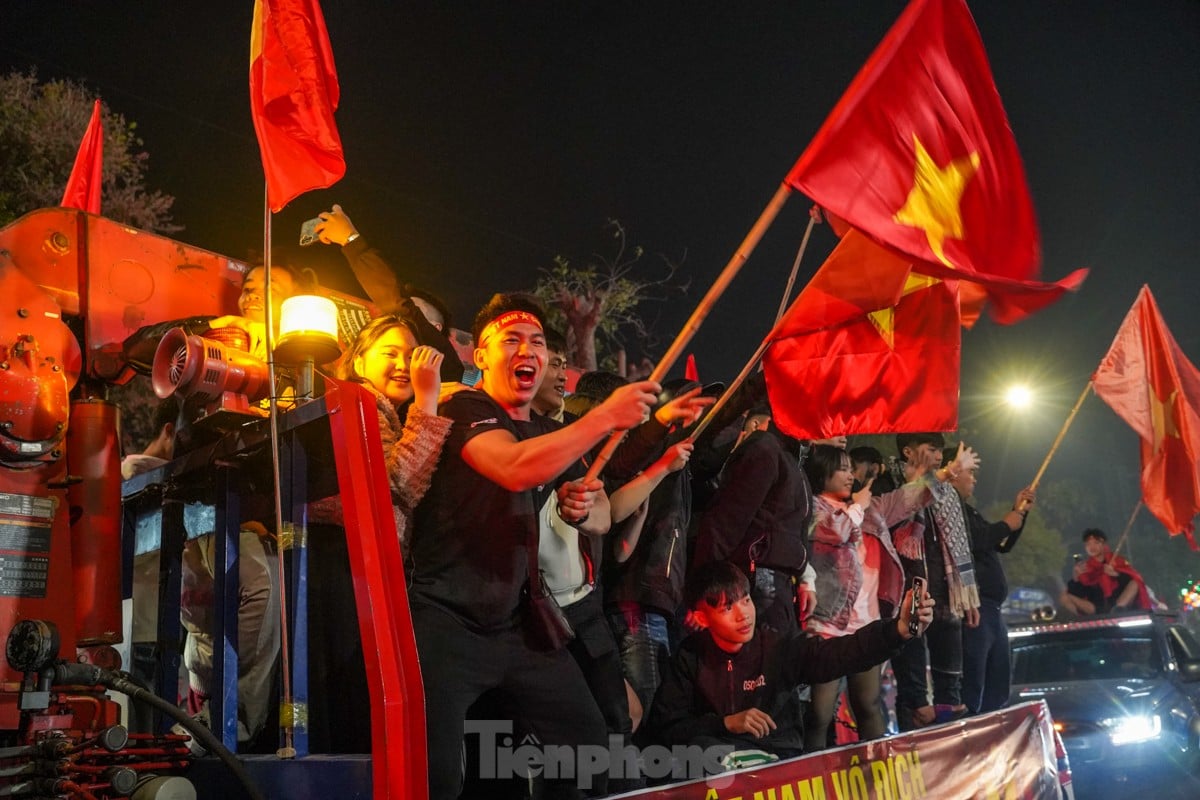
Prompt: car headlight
<box><xmin>1101</xmin><ymin>714</ymin><xmax>1162</xmax><ymax>745</ymax></box>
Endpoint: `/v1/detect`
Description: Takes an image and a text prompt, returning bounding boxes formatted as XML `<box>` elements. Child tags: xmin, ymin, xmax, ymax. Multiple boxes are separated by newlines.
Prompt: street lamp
<box><xmin>1005</xmin><ymin>384</ymin><xmax>1033</xmax><ymax>410</ymax></box>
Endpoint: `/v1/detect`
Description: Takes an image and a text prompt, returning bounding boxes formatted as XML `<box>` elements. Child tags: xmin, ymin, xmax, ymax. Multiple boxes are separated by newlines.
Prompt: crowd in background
<box><xmin>121</xmin><ymin>205</ymin><xmax>1155</xmax><ymax>799</ymax></box>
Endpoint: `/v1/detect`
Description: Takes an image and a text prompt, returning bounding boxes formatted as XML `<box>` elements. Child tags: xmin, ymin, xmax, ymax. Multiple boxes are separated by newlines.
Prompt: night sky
<box><xmin>5</xmin><ymin>1</ymin><xmax>1199</xmax><ymax>568</ymax></box>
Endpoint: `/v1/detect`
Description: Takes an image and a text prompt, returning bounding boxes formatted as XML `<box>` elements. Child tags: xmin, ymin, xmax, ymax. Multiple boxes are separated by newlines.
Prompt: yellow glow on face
<box><xmin>1005</xmin><ymin>384</ymin><xmax>1033</xmax><ymax>409</ymax></box>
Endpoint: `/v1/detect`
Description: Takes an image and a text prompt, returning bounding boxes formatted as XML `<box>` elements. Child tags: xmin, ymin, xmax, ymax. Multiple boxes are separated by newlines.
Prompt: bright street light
<box><xmin>1005</xmin><ymin>384</ymin><xmax>1033</xmax><ymax>409</ymax></box>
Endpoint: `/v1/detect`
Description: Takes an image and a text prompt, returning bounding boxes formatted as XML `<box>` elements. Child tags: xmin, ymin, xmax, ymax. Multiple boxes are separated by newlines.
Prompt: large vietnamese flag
<box><xmin>786</xmin><ymin>0</ymin><xmax>1085</xmax><ymax>324</ymax></box>
<box><xmin>250</xmin><ymin>0</ymin><xmax>345</xmax><ymax>212</ymax></box>
<box><xmin>61</xmin><ymin>99</ymin><xmax>103</xmax><ymax>214</ymax></box>
<box><xmin>1092</xmin><ymin>286</ymin><xmax>1200</xmax><ymax>546</ymax></box>
<box><xmin>763</xmin><ymin>229</ymin><xmax>961</xmax><ymax>439</ymax></box>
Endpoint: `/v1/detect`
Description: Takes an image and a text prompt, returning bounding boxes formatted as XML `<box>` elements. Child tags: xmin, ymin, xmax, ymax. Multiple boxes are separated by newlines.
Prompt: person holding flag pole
<box><xmin>587</xmin><ymin>0</ymin><xmax>1089</xmax><ymax>483</ymax></box>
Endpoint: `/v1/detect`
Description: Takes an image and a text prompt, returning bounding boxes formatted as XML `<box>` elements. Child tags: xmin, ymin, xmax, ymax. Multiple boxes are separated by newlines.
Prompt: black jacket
<box><xmin>963</xmin><ymin>501</ymin><xmax>1023</xmax><ymax>605</ymax></box>
<box><xmin>649</xmin><ymin>619</ymin><xmax>906</xmax><ymax>754</ymax></box>
<box><xmin>693</xmin><ymin>431</ymin><xmax>811</xmax><ymax>575</ymax></box>
<box><xmin>602</xmin><ymin>421</ymin><xmax>690</xmax><ymax>616</ymax></box>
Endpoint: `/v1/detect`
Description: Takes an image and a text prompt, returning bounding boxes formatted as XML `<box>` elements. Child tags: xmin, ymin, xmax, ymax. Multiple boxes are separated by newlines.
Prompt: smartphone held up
<box><xmin>299</xmin><ymin>217</ymin><xmax>322</xmax><ymax>246</ymax></box>
<box><xmin>908</xmin><ymin>576</ymin><xmax>926</xmax><ymax>638</ymax></box>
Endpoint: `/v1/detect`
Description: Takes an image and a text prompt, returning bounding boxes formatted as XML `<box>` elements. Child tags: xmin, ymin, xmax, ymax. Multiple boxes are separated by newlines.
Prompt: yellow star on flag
<box><xmin>867</xmin><ymin>272</ymin><xmax>941</xmax><ymax>350</ymax></box>
<box><xmin>893</xmin><ymin>135</ymin><xmax>980</xmax><ymax>269</ymax></box>
<box><xmin>1149</xmin><ymin>387</ymin><xmax>1180</xmax><ymax>454</ymax></box>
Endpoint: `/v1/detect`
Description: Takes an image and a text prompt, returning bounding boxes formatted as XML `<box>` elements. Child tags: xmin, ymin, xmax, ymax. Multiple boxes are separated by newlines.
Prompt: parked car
<box><xmin>1003</xmin><ymin>586</ymin><xmax>1058</xmax><ymax>624</ymax></box>
<box><xmin>1008</xmin><ymin>613</ymin><xmax>1200</xmax><ymax>799</ymax></box>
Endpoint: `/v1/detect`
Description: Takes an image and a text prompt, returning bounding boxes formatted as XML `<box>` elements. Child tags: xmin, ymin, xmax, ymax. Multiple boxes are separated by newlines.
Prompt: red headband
<box><xmin>479</xmin><ymin>311</ymin><xmax>543</xmax><ymax>345</ymax></box>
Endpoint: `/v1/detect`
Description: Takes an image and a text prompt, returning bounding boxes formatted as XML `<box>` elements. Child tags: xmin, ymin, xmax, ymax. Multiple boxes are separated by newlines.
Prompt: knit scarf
<box><xmin>931</xmin><ymin>484</ymin><xmax>979</xmax><ymax>617</ymax></box>
<box><xmin>891</xmin><ymin>469</ymin><xmax>979</xmax><ymax>618</ymax></box>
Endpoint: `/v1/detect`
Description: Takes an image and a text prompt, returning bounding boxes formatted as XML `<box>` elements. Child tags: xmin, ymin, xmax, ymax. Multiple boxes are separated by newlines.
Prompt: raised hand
<box><xmin>598</xmin><ymin>380</ymin><xmax>661</xmax><ymax>431</ymax></box>
<box><xmin>851</xmin><ymin>477</ymin><xmax>875</xmax><ymax>509</ymax></box>
<box><xmin>661</xmin><ymin>442</ymin><xmax>694</xmax><ymax>473</ymax></box>
<box><xmin>952</xmin><ymin>442</ymin><xmax>980</xmax><ymax>474</ymax></box>
<box><xmin>1013</xmin><ymin>486</ymin><xmax>1036</xmax><ymax>512</ymax></box>
<box><xmin>409</xmin><ymin>345</ymin><xmax>444</xmax><ymax>412</ymax></box>
<box><xmin>314</xmin><ymin>203</ymin><xmax>360</xmax><ymax>246</ymax></box>
<box><xmin>655</xmin><ymin>386</ymin><xmax>716</xmax><ymax>428</ymax></box>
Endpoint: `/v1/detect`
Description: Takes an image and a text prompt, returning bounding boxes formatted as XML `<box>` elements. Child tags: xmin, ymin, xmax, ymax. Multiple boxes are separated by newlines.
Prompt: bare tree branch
<box><xmin>533</xmin><ymin>220</ymin><xmax>687</xmax><ymax>373</ymax></box>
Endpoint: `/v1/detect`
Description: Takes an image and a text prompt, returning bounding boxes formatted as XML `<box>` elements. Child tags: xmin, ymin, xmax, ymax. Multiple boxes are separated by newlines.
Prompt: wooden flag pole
<box><xmin>583</xmin><ymin>182</ymin><xmax>794</xmax><ymax>481</ymax></box>
<box><xmin>1111</xmin><ymin>500</ymin><xmax>1143</xmax><ymax>558</ymax></box>
<box><xmin>686</xmin><ymin>223</ymin><xmax>820</xmax><ymax>444</ymax></box>
<box><xmin>772</xmin><ymin>208</ymin><xmax>820</xmax><ymax>326</ymax></box>
<box><xmin>687</xmin><ymin>335</ymin><xmax>774</xmax><ymax>444</ymax></box>
<box><xmin>1023</xmin><ymin>382</ymin><xmax>1093</xmax><ymax>507</ymax></box>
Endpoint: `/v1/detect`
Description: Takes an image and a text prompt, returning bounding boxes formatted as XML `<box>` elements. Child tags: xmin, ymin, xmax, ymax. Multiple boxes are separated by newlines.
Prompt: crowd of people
<box><xmin>121</xmin><ymin>205</ymin><xmax>1157</xmax><ymax>798</ymax></box>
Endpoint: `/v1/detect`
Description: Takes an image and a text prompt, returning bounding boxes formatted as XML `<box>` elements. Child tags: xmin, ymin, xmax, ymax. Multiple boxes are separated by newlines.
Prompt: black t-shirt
<box><xmin>407</xmin><ymin>390</ymin><xmax>582</xmax><ymax>631</ymax></box>
<box><xmin>964</xmin><ymin>502</ymin><xmax>1023</xmax><ymax>605</ymax></box>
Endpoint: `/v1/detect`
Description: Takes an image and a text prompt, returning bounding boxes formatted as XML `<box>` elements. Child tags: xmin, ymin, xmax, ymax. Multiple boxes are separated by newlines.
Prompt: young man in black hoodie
<box><xmin>648</xmin><ymin>561</ymin><xmax>933</xmax><ymax>765</ymax></box>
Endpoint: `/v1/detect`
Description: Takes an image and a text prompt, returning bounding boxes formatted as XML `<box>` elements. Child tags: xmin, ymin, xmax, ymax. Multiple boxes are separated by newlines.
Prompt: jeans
<box><xmin>891</xmin><ymin>604</ymin><xmax>963</xmax><ymax>727</ymax></box>
<box><xmin>961</xmin><ymin>601</ymin><xmax>1010</xmax><ymax>714</ymax></box>
<box><xmin>608</xmin><ymin>606</ymin><xmax>672</xmax><ymax>714</ymax></box>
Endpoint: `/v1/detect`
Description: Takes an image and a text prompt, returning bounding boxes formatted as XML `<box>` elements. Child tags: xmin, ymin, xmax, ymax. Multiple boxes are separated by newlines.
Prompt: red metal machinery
<box><xmin>0</xmin><ymin>208</ymin><xmax>426</xmax><ymax>798</ymax></box>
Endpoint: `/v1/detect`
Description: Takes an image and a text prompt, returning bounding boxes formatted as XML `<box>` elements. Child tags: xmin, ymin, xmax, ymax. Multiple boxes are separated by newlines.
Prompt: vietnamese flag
<box><xmin>250</xmin><ymin>0</ymin><xmax>345</xmax><ymax>212</ymax></box>
<box><xmin>61</xmin><ymin>99</ymin><xmax>103</xmax><ymax>214</ymax></box>
<box><xmin>762</xmin><ymin>228</ymin><xmax>960</xmax><ymax>439</ymax></box>
<box><xmin>1092</xmin><ymin>286</ymin><xmax>1200</xmax><ymax>546</ymax></box>
<box><xmin>786</xmin><ymin>0</ymin><xmax>1085</xmax><ymax>324</ymax></box>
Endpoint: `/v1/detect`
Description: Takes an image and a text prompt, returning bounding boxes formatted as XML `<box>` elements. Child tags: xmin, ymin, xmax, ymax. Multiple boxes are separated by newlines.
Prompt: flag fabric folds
<box><xmin>250</xmin><ymin>0</ymin><xmax>345</xmax><ymax>212</ymax></box>
<box><xmin>1092</xmin><ymin>286</ymin><xmax>1200</xmax><ymax>545</ymax></box>
<box><xmin>786</xmin><ymin>0</ymin><xmax>1085</xmax><ymax>324</ymax></box>
<box><xmin>763</xmin><ymin>229</ymin><xmax>961</xmax><ymax>440</ymax></box>
<box><xmin>61</xmin><ymin>99</ymin><xmax>103</xmax><ymax>214</ymax></box>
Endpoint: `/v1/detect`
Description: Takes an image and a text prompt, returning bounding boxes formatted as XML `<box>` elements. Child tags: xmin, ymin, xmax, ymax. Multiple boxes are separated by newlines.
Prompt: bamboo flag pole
<box><xmin>687</xmin><ymin>335</ymin><xmax>774</xmax><ymax>444</ymax></box>
<box><xmin>772</xmin><ymin>209</ymin><xmax>820</xmax><ymax>326</ymax></box>
<box><xmin>685</xmin><ymin>209</ymin><xmax>823</xmax><ymax>443</ymax></box>
<box><xmin>1025</xmin><ymin>381</ymin><xmax>1093</xmax><ymax>499</ymax></box>
<box><xmin>1111</xmin><ymin>500</ymin><xmax>1143</xmax><ymax>558</ymax></box>
<box><xmin>583</xmin><ymin>182</ymin><xmax>794</xmax><ymax>481</ymax></box>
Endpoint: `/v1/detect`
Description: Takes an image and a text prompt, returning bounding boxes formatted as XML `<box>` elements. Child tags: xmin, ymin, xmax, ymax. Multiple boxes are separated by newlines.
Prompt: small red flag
<box><xmin>250</xmin><ymin>0</ymin><xmax>345</xmax><ymax>212</ymax></box>
<box><xmin>786</xmin><ymin>0</ymin><xmax>1085</xmax><ymax>324</ymax></box>
<box><xmin>763</xmin><ymin>229</ymin><xmax>960</xmax><ymax>439</ymax></box>
<box><xmin>61</xmin><ymin>99</ymin><xmax>103</xmax><ymax>214</ymax></box>
<box><xmin>684</xmin><ymin>354</ymin><xmax>699</xmax><ymax>383</ymax></box>
<box><xmin>1092</xmin><ymin>286</ymin><xmax>1200</xmax><ymax>546</ymax></box>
